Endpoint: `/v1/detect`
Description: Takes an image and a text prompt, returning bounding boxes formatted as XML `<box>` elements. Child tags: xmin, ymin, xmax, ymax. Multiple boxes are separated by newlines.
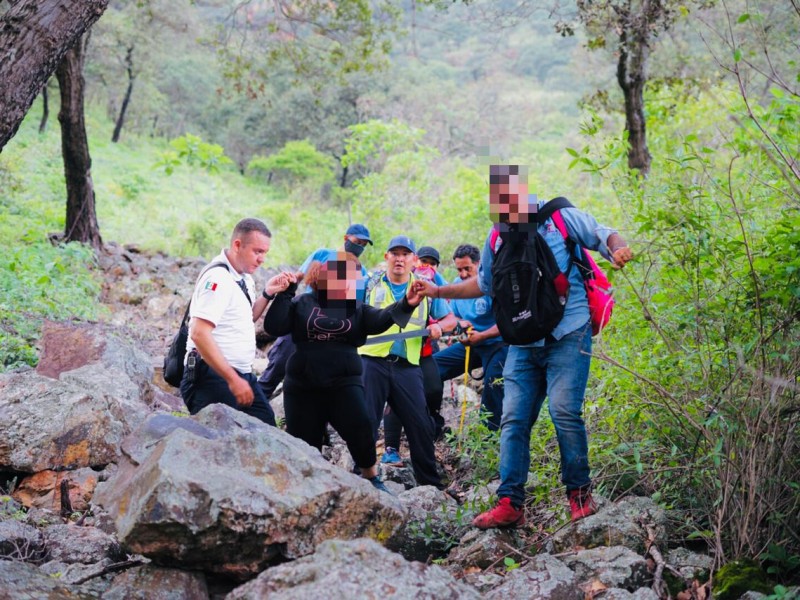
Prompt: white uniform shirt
<box><xmin>186</xmin><ymin>250</ymin><xmax>256</xmax><ymax>373</ymax></box>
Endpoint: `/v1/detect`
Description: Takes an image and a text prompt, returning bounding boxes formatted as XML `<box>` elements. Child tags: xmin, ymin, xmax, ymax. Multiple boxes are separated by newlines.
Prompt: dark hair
<box><xmin>304</xmin><ymin>252</ymin><xmax>362</xmax><ymax>292</ymax></box>
<box><xmin>232</xmin><ymin>218</ymin><xmax>271</xmax><ymax>243</ymax></box>
<box><xmin>453</xmin><ymin>244</ymin><xmax>480</xmax><ymax>263</ymax></box>
<box><xmin>489</xmin><ymin>164</ymin><xmax>528</xmax><ymax>185</ymax></box>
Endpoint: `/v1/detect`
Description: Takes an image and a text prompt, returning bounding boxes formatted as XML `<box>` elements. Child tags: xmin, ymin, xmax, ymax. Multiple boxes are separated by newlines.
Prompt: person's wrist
<box><xmin>262</xmin><ymin>290</ymin><xmax>276</xmax><ymax>300</ymax></box>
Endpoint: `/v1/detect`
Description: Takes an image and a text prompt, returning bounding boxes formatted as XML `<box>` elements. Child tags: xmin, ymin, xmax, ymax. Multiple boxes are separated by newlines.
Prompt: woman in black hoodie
<box><xmin>264</xmin><ymin>251</ymin><xmax>422</xmax><ymax>493</ymax></box>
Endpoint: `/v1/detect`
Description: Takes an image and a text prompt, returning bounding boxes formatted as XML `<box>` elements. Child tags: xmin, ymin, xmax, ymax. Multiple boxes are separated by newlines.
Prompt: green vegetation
<box><xmin>1</xmin><ymin>0</ymin><xmax>798</xmax><ymax>589</ymax></box>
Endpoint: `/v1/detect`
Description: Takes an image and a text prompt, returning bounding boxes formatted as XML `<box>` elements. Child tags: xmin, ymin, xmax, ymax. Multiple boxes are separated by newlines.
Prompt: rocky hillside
<box><xmin>0</xmin><ymin>246</ymin><xmax>784</xmax><ymax>599</ymax></box>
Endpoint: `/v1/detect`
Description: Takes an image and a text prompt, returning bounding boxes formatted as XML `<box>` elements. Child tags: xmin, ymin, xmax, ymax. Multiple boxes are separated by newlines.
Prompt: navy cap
<box><xmin>346</xmin><ymin>223</ymin><xmax>373</xmax><ymax>245</ymax></box>
<box><xmin>416</xmin><ymin>246</ymin><xmax>440</xmax><ymax>265</ymax></box>
<box><xmin>386</xmin><ymin>235</ymin><xmax>416</xmax><ymax>254</ymax></box>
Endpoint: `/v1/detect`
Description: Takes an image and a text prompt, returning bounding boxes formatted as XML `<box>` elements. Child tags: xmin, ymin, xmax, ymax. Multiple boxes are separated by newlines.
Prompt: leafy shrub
<box><xmin>247</xmin><ymin>140</ymin><xmax>335</xmax><ymax>187</ymax></box>
<box><xmin>571</xmin><ymin>84</ymin><xmax>800</xmax><ymax>569</ymax></box>
<box><xmin>0</xmin><ymin>240</ymin><xmax>103</xmax><ymax>371</ymax></box>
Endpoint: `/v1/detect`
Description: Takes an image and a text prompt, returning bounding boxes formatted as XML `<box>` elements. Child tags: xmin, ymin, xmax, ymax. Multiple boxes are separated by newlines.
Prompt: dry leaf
<box><xmin>579</xmin><ymin>578</ymin><xmax>608</xmax><ymax>599</ymax></box>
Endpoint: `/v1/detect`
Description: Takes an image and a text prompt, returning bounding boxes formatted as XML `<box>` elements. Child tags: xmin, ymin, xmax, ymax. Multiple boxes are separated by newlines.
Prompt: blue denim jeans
<box><xmin>497</xmin><ymin>322</ymin><xmax>592</xmax><ymax>506</ymax></box>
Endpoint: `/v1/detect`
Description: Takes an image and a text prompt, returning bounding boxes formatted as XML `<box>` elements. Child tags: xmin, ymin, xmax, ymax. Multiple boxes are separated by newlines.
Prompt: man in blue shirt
<box><xmin>433</xmin><ymin>244</ymin><xmax>508</xmax><ymax>431</ymax></box>
<box><xmin>259</xmin><ymin>223</ymin><xmax>373</xmax><ymax>399</ymax></box>
<box><xmin>414</xmin><ymin>164</ymin><xmax>632</xmax><ymax>525</ymax></box>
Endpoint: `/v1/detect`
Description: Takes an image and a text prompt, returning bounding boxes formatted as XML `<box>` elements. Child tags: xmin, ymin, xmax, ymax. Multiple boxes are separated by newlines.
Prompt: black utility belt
<box><xmin>382</xmin><ymin>354</ymin><xmax>412</xmax><ymax>366</ymax></box>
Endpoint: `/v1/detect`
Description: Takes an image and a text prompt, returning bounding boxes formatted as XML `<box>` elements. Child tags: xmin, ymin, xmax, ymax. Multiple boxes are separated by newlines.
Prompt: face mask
<box><xmin>415</xmin><ymin>265</ymin><xmax>436</xmax><ymax>281</ymax></box>
<box><xmin>344</xmin><ymin>239</ymin><xmax>365</xmax><ymax>257</ymax></box>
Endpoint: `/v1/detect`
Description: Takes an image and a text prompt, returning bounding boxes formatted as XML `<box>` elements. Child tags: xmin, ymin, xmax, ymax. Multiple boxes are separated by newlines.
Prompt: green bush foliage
<box><xmin>574</xmin><ymin>83</ymin><xmax>800</xmax><ymax>567</ymax></box>
<box><xmin>0</xmin><ymin>240</ymin><xmax>102</xmax><ymax>371</ymax></box>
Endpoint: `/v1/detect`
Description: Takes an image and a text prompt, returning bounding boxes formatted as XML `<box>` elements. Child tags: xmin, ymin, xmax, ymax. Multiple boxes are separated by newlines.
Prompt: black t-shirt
<box><xmin>264</xmin><ymin>292</ymin><xmax>414</xmax><ymax>388</ymax></box>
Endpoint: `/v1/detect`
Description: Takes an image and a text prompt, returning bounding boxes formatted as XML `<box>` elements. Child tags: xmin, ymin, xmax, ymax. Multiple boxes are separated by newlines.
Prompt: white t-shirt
<box><xmin>186</xmin><ymin>250</ymin><xmax>256</xmax><ymax>373</ymax></box>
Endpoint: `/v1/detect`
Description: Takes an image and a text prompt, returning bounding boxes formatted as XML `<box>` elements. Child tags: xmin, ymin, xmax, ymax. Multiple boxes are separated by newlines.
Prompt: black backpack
<box><xmin>490</xmin><ymin>199</ymin><xmax>573</xmax><ymax>345</ymax></box>
<box><xmin>162</xmin><ymin>262</ymin><xmax>230</xmax><ymax>387</ymax></box>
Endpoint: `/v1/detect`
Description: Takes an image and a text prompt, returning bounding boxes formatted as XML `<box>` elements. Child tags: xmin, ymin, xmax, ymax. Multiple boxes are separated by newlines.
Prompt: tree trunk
<box><xmin>111</xmin><ymin>45</ymin><xmax>135</xmax><ymax>143</ymax></box>
<box><xmin>0</xmin><ymin>0</ymin><xmax>108</xmax><ymax>151</ymax></box>
<box><xmin>616</xmin><ymin>19</ymin><xmax>652</xmax><ymax>175</ymax></box>
<box><xmin>56</xmin><ymin>36</ymin><xmax>102</xmax><ymax>249</ymax></box>
<box><xmin>39</xmin><ymin>83</ymin><xmax>49</xmax><ymax>133</ymax></box>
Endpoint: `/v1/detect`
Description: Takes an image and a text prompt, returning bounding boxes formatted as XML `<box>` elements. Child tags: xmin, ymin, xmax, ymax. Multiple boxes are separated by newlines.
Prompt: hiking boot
<box><xmin>381</xmin><ymin>447</ymin><xmax>403</xmax><ymax>466</ymax></box>
<box><xmin>472</xmin><ymin>497</ymin><xmax>525</xmax><ymax>529</ymax></box>
<box><xmin>568</xmin><ymin>488</ymin><xmax>597</xmax><ymax>521</ymax></box>
<box><xmin>368</xmin><ymin>476</ymin><xmax>393</xmax><ymax>495</ymax></box>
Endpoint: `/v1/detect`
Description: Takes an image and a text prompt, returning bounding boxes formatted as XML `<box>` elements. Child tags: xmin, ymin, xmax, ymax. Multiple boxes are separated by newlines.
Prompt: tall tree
<box><xmin>569</xmin><ymin>0</ymin><xmax>698</xmax><ymax>176</ymax></box>
<box><xmin>0</xmin><ymin>0</ymin><xmax>109</xmax><ymax>150</ymax></box>
<box><xmin>56</xmin><ymin>34</ymin><xmax>102</xmax><ymax>248</ymax></box>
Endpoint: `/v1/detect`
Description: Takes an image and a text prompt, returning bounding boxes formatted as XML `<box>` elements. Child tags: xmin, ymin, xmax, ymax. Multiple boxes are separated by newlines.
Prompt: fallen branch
<box><xmin>69</xmin><ymin>557</ymin><xmax>146</xmax><ymax>585</ymax></box>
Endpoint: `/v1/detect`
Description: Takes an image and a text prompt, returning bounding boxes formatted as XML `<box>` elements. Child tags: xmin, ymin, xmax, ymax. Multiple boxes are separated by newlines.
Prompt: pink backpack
<box><xmin>550</xmin><ymin>208</ymin><xmax>615</xmax><ymax>336</ymax></box>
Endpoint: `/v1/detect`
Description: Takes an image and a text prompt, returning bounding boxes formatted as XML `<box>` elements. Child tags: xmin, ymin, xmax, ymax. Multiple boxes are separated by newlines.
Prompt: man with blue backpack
<box><xmin>414</xmin><ymin>164</ymin><xmax>632</xmax><ymax>525</ymax></box>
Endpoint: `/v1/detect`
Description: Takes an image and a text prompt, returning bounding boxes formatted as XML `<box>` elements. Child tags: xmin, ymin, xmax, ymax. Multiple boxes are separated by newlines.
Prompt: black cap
<box><xmin>416</xmin><ymin>246</ymin><xmax>440</xmax><ymax>265</ymax></box>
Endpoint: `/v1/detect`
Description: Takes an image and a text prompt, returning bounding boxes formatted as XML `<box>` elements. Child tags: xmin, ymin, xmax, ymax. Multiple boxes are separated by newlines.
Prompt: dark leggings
<box><xmin>283</xmin><ymin>382</ymin><xmax>377</xmax><ymax>469</ymax></box>
<box><xmin>384</xmin><ymin>355</ymin><xmax>443</xmax><ymax>449</ymax></box>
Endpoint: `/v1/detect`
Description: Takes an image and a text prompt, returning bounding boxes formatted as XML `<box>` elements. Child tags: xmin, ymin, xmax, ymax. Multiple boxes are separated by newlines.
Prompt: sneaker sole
<box><xmin>472</xmin><ymin>515</ymin><xmax>526</xmax><ymax>529</ymax></box>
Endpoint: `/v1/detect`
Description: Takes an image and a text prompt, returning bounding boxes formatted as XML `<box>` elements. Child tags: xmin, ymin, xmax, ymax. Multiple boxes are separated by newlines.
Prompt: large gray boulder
<box><xmin>0</xmin><ymin>321</ymin><xmax>154</xmax><ymax>473</ymax></box>
<box><xmin>225</xmin><ymin>538</ymin><xmax>483</xmax><ymax>599</ymax></box>
<box><xmin>101</xmin><ymin>565</ymin><xmax>209</xmax><ymax>600</ymax></box>
<box><xmin>0</xmin><ymin>369</ymin><xmax>148</xmax><ymax>472</ymax></box>
<box><xmin>560</xmin><ymin>545</ymin><xmax>652</xmax><ymax>591</ymax></box>
<box><xmin>0</xmin><ymin>519</ymin><xmax>46</xmax><ymax>563</ymax></box>
<box><xmin>484</xmin><ymin>553</ymin><xmax>583</xmax><ymax>600</ymax></box>
<box><xmin>42</xmin><ymin>523</ymin><xmax>124</xmax><ymax>565</ymax></box>
<box><xmin>93</xmin><ymin>405</ymin><xmax>407</xmax><ymax>580</ymax></box>
<box><xmin>36</xmin><ymin>320</ymin><xmax>153</xmax><ymax>394</ymax></box>
<box><xmin>0</xmin><ymin>559</ymin><xmax>93</xmax><ymax>599</ymax></box>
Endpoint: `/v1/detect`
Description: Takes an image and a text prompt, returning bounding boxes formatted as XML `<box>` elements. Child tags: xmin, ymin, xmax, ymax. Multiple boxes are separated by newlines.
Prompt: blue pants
<box><xmin>434</xmin><ymin>341</ymin><xmax>508</xmax><ymax>430</ymax></box>
<box><xmin>362</xmin><ymin>356</ymin><xmax>441</xmax><ymax>488</ymax></box>
<box><xmin>181</xmin><ymin>359</ymin><xmax>276</xmax><ymax>426</ymax></box>
<box><xmin>257</xmin><ymin>334</ymin><xmax>295</xmax><ymax>398</ymax></box>
<box><xmin>497</xmin><ymin>322</ymin><xmax>592</xmax><ymax>506</ymax></box>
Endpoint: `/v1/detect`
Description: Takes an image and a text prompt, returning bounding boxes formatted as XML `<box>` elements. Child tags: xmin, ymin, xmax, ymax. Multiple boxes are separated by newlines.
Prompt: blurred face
<box><xmin>454</xmin><ymin>256</ymin><xmax>479</xmax><ymax>280</ymax></box>
<box><xmin>418</xmin><ymin>257</ymin><xmax>439</xmax><ymax>271</ymax></box>
<box><xmin>385</xmin><ymin>248</ymin><xmax>414</xmax><ymax>283</ymax></box>
<box><xmin>318</xmin><ymin>256</ymin><xmax>361</xmax><ymax>301</ymax></box>
<box><xmin>231</xmin><ymin>232</ymin><xmax>271</xmax><ymax>274</ymax></box>
<box><xmin>489</xmin><ymin>173</ymin><xmax>530</xmax><ymax>224</ymax></box>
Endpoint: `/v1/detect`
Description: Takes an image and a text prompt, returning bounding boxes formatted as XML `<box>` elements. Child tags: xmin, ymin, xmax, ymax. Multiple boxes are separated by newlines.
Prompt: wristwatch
<box><xmin>262</xmin><ymin>290</ymin><xmax>276</xmax><ymax>300</ymax></box>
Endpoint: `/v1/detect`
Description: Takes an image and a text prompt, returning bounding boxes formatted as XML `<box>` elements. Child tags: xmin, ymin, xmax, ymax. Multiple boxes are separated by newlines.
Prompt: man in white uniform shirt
<box><xmin>180</xmin><ymin>217</ymin><xmax>292</xmax><ymax>424</ymax></box>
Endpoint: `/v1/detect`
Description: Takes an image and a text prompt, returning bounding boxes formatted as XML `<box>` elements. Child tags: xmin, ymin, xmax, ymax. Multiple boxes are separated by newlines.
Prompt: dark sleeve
<box><xmin>362</xmin><ymin>297</ymin><xmax>415</xmax><ymax>335</ymax></box>
<box><xmin>263</xmin><ymin>293</ymin><xmax>295</xmax><ymax>337</ymax></box>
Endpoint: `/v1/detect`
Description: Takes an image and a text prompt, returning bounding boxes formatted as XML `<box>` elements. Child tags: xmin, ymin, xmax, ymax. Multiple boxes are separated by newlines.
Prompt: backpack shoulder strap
<box><xmin>364</xmin><ymin>270</ymin><xmax>385</xmax><ymax>302</ymax></box>
<box><xmin>488</xmin><ymin>224</ymin><xmax>502</xmax><ymax>255</ymax></box>
<box><xmin>184</xmin><ymin>262</ymin><xmax>230</xmax><ymax>320</ymax></box>
<box><xmin>536</xmin><ymin>196</ymin><xmax>574</xmax><ymax>224</ymax></box>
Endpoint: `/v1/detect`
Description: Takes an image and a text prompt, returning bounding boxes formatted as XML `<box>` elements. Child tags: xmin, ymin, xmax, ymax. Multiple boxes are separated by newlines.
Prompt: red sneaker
<box><xmin>568</xmin><ymin>488</ymin><xmax>597</xmax><ymax>521</ymax></box>
<box><xmin>472</xmin><ymin>497</ymin><xmax>525</xmax><ymax>529</ymax></box>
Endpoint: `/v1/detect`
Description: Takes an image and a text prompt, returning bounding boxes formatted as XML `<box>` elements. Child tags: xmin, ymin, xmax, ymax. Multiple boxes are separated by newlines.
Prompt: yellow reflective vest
<box><xmin>359</xmin><ymin>273</ymin><xmax>429</xmax><ymax>365</ymax></box>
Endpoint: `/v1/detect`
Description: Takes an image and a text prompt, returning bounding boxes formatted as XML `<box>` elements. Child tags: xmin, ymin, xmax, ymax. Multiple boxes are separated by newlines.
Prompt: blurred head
<box><xmin>305</xmin><ymin>251</ymin><xmax>362</xmax><ymax>302</ymax></box>
<box><xmin>228</xmin><ymin>218</ymin><xmax>272</xmax><ymax>274</ymax></box>
<box><xmin>416</xmin><ymin>246</ymin><xmax>440</xmax><ymax>271</ymax></box>
<box><xmin>453</xmin><ymin>244</ymin><xmax>480</xmax><ymax>280</ymax></box>
<box><xmin>488</xmin><ymin>164</ymin><xmax>531</xmax><ymax>225</ymax></box>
